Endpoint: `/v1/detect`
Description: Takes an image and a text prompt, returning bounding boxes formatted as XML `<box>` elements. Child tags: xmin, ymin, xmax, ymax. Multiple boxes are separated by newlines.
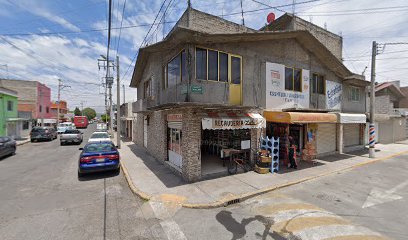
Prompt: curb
<box><xmin>17</xmin><ymin>140</ymin><xmax>30</xmax><ymax>146</ymax></box>
<box><xmin>121</xmin><ymin>147</ymin><xmax>408</xmax><ymax>209</ymax></box>
<box><xmin>121</xmin><ymin>163</ymin><xmax>151</xmax><ymax>201</ymax></box>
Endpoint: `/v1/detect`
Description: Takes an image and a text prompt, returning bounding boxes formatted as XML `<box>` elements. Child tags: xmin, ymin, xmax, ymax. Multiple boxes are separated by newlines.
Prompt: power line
<box><xmin>120</xmin><ymin>0</ymin><xmax>169</xmax><ymax>81</ymax></box>
<box><xmin>115</xmin><ymin>0</ymin><xmax>127</xmax><ymax>55</ymax></box>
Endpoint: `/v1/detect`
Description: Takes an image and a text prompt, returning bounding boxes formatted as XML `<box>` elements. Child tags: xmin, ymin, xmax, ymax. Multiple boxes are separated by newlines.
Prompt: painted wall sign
<box><xmin>167</xmin><ymin>114</ymin><xmax>182</xmax><ymax>122</ymax></box>
<box><xmin>266</xmin><ymin>62</ymin><xmax>310</xmax><ymax>109</ymax></box>
<box><xmin>326</xmin><ymin>80</ymin><xmax>342</xmax><ymax>110</ymax></box>
<box><xmin>202</xmin><ymin>117</ymin><xmax>266</xmax><ymax>130</ymax></box>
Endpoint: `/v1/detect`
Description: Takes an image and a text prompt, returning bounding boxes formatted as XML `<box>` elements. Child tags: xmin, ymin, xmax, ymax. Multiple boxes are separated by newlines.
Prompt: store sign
<box><xmin>326</xmin><ymin>80</ymin><xmax>342</xmax><ymax>110</ymax></box>
<box><xmin>167</xmin><ymin>114</ymin><xmax>182</xmax><ymax>122</ymax></box>
<box><xmin>266</xmin><ymin>62</ymin><xmax>310</xmax><ymax>109</ymax></box>
<box><xmin>202</xmin><ymin>117</ymin><xmax>266</xmax><ymax>130</ymax></box>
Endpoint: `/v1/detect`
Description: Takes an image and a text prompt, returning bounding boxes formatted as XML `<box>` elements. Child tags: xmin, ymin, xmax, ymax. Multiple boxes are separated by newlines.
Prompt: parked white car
<box><xmin>88</xmin><ymin>132</ymin><xmax>111</xmax><ymax>143</ymax></box>
<box><xmin>96</xmin><ymin>123</ymin><xmax>108</xmax><ymax>132</ymax></box>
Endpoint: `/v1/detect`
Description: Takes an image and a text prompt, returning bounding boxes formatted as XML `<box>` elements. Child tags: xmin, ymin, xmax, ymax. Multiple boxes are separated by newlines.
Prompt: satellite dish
<box><xmin>267</xmin><ymin>12</ymin><xmax>275</xmax><ymax>24</ymax></box>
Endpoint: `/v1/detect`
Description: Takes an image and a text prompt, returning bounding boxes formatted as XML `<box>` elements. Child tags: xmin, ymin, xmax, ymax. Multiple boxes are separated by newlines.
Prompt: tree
<box><xmin>82</xmin><ymin>107</ymin><xmax>96</xmax><ymax>120</ymax></box>
<box><xmin>101</xmin><ymin>114</ymin><xmax>110</xmax><ymax>122</ymax></box>
<box><xmin>74</xmin><ymin>107</ymin><xmax>82</xmax><ymax>116</ymax></box>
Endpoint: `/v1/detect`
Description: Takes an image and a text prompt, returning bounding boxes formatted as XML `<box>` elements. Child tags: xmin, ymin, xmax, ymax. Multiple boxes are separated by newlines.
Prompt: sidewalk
<box><xmin>16</xmin><ymin>138</ymin><xmax>30</xmax><ymax>146</ymax></box>
<box><xmin>117</xmin><ymin>134</ymin><xmax>408</xmax><ymax>208</ymax></box>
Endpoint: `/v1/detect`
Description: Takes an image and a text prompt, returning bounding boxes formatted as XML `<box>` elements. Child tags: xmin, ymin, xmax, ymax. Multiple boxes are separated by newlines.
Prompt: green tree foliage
<box><xmin>82</xmin><ymin>107</ymin><xmax>96</xmax><ymax>120</ymax></box>
<box><xmin>74</xmin><ymin>107</ymin><xmax>81</xmax><ymax>116</ymax></box>
<box><xmin>101</xmin><ymin>114</ymin><xmax>110</xmax><ymax>122</ymax></box>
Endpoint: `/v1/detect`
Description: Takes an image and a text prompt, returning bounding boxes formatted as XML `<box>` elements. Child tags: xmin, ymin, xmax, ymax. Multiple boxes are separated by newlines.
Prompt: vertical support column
<box><xmin>181</xmin><ymin>108</ymin><xmax>201</xmax><ymax>182</ymax></box>
<box><xmin>337</xmin><ymin>123</ymin><xmax>343</xmax><ymax>154</ymax></box>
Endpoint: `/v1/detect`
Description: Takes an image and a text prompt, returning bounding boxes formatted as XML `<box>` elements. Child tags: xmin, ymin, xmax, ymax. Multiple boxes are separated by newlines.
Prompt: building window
<box><xmin>312</xmin><ymin>73</ymin><xmax>325</xmax><ymax>94</ymax></box>
<box><xmin>7</xmin><ymin>101</ymin><xmax>13</xmax><ymax>111</ymax></box>
<box><xmin>285</xmin><ymin>67</ymin><xmax>302</xmax><ymax>92</ymax></box>
<box><xmin>350</xmin><ymin>87</ymin><xmax>360</xmax><ymax>102</ymax></box>
<box><xmin>46</xmin><ymin>107</ymin><xmax>49</xmax><ymax>113</ymax></box>
<box><xmin>39</xmin><ymin>105</ymin><xmax>42</xmax><ymax>112</ymax></box>
<box><xmin>195</xmin><ymin>47</ymin><xmax>241</xmax><ymax>83</ymax></box>
<box><xmin>165</xmin><ymin>50</ymin><xmax>186</xmax><ymax>89</ymax></box>
<box><xmin>231</xmin><ymin>56</ymin><xmax>241</xmax><ymax>84</ymax></box>
<box><xmin>144</xmin><ymin>79</ymin><xmax>152</xmax><ymax>99</ymax></box>
<box><xmin>196</xmin><ymin>48</ymin><xmax>207</xmax><ymax>80</ymax></box>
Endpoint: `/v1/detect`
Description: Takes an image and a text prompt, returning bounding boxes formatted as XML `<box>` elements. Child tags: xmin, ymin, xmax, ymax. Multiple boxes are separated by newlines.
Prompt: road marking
<box><xmin>362</xmin><ymin>179</ymin><xmax>408</xmax><ymax>208</ymax></box>
<box><xmin>254</xmin><ymin>203</ymin><xmax>321</xmax><ymax>215</ymax></box>
<box><xmin>267</xmin><ymin>209</ymin><xmax>341</xmax><ymax>223</ymax></box>
<box><xmin>273</xmin><ymin>216</ymin><xmax>349</xmax><ymax>233</ymax></box>
<box><xmin>293</xmin><ymin>224</ymin><xmax>382</xmax><ymax>240</ymax></box>
<box><xmin>325</xmin><ymin>235</ymin><xmax>388</xmax><ymax>240</ymax></box>
<box><xmin>149</xmin><ymin>201</ymin><xmax>187</xmax><ymax>240</ymax></box>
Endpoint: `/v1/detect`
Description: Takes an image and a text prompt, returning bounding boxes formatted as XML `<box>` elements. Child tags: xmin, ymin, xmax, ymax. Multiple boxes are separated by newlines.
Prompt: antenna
<box><xmin>292</xmin><ymin>0</ymin><xmax>296</xmax><ymax>16</ymax></box>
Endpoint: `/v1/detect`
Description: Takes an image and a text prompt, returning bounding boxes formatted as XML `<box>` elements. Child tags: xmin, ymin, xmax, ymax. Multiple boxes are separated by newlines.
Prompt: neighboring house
<box><xmin>0</xmin><ymin>86</ymin><xmax>28</xmax><ymax>139</ymax></box>
<box><xmin>130</xmin><ymin>7</ymin><xmax>368</xmax><ymax>182</ymax></box>
<box><xmin>119</xmin><ymin>103</ymin><xmax>134</xmax><ymax>140</ymax></box>
<box><xmin>51</xmin><ymin>100</ymin><xmax>68</xmax><ymax>122</ymax></box>
<box><xmin>0</xmin><ymin>79</ymin><xmax>53</xmax><ymax>126</ymax></box>
<box><xmin>372</xmin><ymin>81</ymin><xmax>406</xmax><ymax>143</ymax></box>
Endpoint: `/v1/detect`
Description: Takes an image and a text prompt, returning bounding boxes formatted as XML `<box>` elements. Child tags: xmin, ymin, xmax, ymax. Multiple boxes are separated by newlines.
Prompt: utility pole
<box><xmin>369</xmin><ymin>41</ymin><xmax>377</xmax><ymax>158</ymax></box>
<box><xmin>122</xmin><ymin>84</ymin><xmax>125</xmax><ymax>103</ymax></box>
<box><xmin>57</xmin><ymin>79</ymin><xmax>70</xmax><ymax>128</ymax></box>
<box><xmin>40</xmin><ymin>88</ymin><xmax>44</xmax><ymax>127</ymax></box>
<box><xmin>80</xmin><ymin>101</ymin><xmax>84</xmax><ymax>116</ymax></box>
<box><xmin>116</xmin><ymin>55</ymin><xmax>121</xmax><ymax>149</ymax></box>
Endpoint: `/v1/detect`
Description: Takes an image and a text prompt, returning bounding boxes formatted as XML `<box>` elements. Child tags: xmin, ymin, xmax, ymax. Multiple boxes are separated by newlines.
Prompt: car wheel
<box><xmin>30</xmin><ymin>139</ymin><xmax>34</xmax><ymax>143</ymax></box>
<box><xmin>60</xmin><ymin>142</ymin><xmax>64</xmax><ymax>146</ymax></box>
<box><xmin>78</xmin><ymin>171</ymin><xmax>85</xmax><ymax>178</ymax></box>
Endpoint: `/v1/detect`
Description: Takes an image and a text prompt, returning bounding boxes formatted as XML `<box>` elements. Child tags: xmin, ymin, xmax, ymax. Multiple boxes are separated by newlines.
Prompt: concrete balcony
<box><xmin>391</xmin><ymin>108</ymin><xmax>408</xmax><ymax>117</ymax></box>
<box><xmin>132</xmin><ymin>96</ymin><xmax>156</xmax><ymax>113</ymax></box>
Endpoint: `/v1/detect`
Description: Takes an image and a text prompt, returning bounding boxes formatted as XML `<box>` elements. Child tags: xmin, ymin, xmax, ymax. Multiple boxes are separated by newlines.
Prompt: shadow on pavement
<box><xmin>127</xmin><ymin>143</ymin><xmax>187</xmax><ymax>188</ymax></box>
<box><xmin>78</xmin><ymin>169</ymin><xmax>120</xmax><ymax>182</ymax></box>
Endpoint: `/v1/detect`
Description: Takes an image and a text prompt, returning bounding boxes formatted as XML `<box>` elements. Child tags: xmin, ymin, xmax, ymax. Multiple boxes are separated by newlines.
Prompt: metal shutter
<box><xmin>317</xmin><ymin>123</ymin><xmax>336</xmax><ymax>154</ymax></box>
<box><xmin>378</xmin><ymin>120</ymin><xmax>393</xmax><ymax>144</ymax></box>
<box><xmin>168</xmin><ymin>121</ymin><xmax>182</xmax><ymax>130</ymax></box>
<box><xmin>344</xmin><ymin>124</ymin><xmax>360</xmax><ymax>147</ymax></box>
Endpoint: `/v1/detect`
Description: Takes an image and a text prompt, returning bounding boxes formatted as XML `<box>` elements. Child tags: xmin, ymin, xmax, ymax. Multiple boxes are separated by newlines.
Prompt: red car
<box><xmin>74</xmin><ymin>116</ymin><xmax>88</xmax><ymax>129</ymax></box>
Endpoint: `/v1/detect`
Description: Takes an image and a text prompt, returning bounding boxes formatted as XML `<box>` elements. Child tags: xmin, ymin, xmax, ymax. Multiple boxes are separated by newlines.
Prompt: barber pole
<box><xmin>369</xmin><ymin>124</ymin><xmax>375</xmax><ymax>147</ymax></box>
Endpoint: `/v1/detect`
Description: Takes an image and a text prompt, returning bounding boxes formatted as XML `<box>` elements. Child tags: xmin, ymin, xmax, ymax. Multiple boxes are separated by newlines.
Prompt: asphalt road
<box><xmin>279</xmin><ymin>152</ymin><xmax>408</xmax><ymax>240</ymax></box>
<box><xmin>2</xmin><ymin>126</ymin><xmax>407</xmax><ymax>240</ymax></box>
<box><xmin>0</xmin><ymin>125</ymin><xmax>156</xmax><ymax>240</ymax></box>
<box><xmin>169</xmin><ymin>153</ymin><xmax>408</xmax><ymax>240</ymax></box>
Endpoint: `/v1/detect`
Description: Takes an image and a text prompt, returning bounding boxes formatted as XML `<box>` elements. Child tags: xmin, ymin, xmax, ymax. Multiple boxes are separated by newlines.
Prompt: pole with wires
<box><xmin>116</xmin><ymin>55</ymin><xmax>121</xmax><ymax>149</ymax></box>
<box><xmin>369</xmin><ymin>41</ymin><xmax>377</xmax><ymax>158</ymax></box>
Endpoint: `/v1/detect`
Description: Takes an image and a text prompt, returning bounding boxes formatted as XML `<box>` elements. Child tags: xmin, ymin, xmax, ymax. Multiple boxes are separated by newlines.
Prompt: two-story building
<box><xmin>0</xmin><ymin>79</ymin><xmax>53</xmax><ymax>127</ymax></box>
<box><xmin>372</xmin><ymin>81</ymin><xmax>406</xmax><ymax>143</ymax></box>
<box><xmin>51</xmin><ymin>100</ymin><xmax>69</xmax><ymax>122</ymax></box>
<box><xmin>130</xmin><ymin>8</ymin><xmax>368</xmax><ymax>182</ymax></box>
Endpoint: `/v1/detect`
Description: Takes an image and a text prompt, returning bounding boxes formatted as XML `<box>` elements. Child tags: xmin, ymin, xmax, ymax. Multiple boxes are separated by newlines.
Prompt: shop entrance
<box><xmin>266</xmin><ymin>123</ymin><xmax>304</xmax><ymax>166</ymax></box>
<box><xmin>201</xmin><ymin>129</ymin><xmax>250</xmax><ymax>176</ymax></box>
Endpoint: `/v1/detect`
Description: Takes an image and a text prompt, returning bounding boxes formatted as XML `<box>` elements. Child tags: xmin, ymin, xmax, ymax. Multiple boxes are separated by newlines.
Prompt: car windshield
<box><xmin>0</xmin><ymin>137</ymin><xmax>10</xmax><ymax>143</ymax></box>
<box><xmin>90</xmin><ymin>133</ymin><xmax>109</xmax><ymax>139</ymax></box>
<box><xmin>83</xmin><ymin>142</ymin><xmax>115</xmax><ymax>153</ymax></box>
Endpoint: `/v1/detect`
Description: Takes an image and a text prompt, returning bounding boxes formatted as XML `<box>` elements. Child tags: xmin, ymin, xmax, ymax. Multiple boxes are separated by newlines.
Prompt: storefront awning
<box><xmin>264</xmin><ymin>111</ymin><xmax>337</xmax><ymax>124</ymax></box>
<box><xmin>336</xmin><ymin>113</ymin><xmax>367</xmax><ymax>123</ymax></box>
<box><xmin>202</xmin><ymin>113</ymin><xmax>266</xmax><ymax>130</ymax></box>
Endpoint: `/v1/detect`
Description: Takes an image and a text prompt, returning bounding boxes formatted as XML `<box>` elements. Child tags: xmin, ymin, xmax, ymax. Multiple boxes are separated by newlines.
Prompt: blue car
<box><xmin>78</xmin><ymin>141</ymin><xmax>120</xmax><ymax>177</ymax></box>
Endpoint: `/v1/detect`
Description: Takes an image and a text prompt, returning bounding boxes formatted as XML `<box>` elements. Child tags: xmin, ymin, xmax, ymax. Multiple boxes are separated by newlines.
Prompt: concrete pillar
<box><xmin>181</xmin><ymin>108</ymin><xmax>201</xmax><ymax>182</ymax></box>
<box><xmin>337</xmin><ymin>123</ymin><xmax>343</xmax><ymax>154</ymax></box>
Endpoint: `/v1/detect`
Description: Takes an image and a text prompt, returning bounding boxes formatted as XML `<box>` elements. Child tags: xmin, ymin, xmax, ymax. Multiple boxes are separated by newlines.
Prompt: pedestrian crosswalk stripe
<box><xmin>293</xmin><ymin>224</ymin><xmax>382</xmax><ymax>240</ymax></box>
<box><xmin>272</xmin><ymin>216</ymin><xmax>349</xmax><ymax>234</ymax></box>
<box><xmin>324</xmin><ymin>235</ymin><xmax>388</xmax><ymax>240</ymax></box>
<box><xmin>267</xmin><ymin>209</ymin><xmax>341</xmax><ymax>223</ymax></box>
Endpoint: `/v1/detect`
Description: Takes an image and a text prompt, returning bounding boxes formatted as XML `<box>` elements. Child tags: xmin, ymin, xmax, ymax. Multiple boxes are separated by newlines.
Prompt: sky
<box><xmin>0</xmin><ymin>0</ymin><xmax>408</xmax><ymax>113</ymax></box>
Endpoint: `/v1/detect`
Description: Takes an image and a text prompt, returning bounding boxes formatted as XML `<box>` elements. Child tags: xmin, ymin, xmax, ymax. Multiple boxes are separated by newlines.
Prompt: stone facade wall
<box><xmin>375</xmin><ymin>95</ymin><xmax>391</xmax><ymax>114</ymax></box>
<box><xmin>181</xmin><ymin>108</ymin><xmax>201</xmax><ymax>182</ymax></box>
<box><xmin>146</xmin><ymin>111</ymin><xmax>167</xmax><ymax>163</ymax></box>
<box><xmin>133</xmin><ymin>113</ymin><xmax>144</xmax><ymax>146</ymax></box>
